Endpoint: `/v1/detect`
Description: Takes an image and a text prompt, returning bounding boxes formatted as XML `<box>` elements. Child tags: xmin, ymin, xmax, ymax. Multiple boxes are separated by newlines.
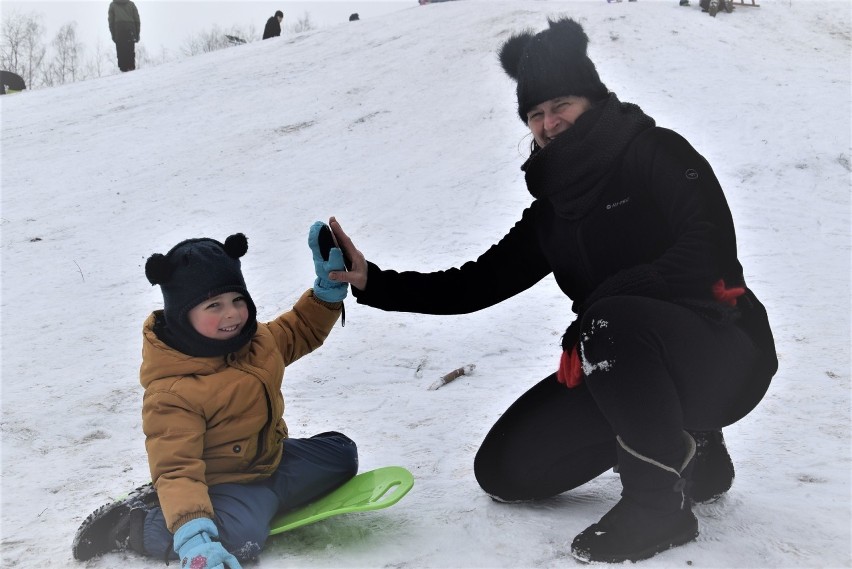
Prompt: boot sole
<box><xmin>72</xmin><ymin>500</ymin><xmax>130</xmax><ymax>561</ymax></box>
<box><xmin>72</xmin><ymin>484</ymin><xmax>156</xmax><ymax>561</ymax></box>
<box><xmin>571</xmin><ymin>524</ymin><xmax>699</xmax><ymax>564</ymax></box>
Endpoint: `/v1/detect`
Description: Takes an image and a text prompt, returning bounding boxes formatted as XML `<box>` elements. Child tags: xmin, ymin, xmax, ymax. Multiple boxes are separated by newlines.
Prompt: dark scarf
<box><xmin>521</xmin><ymin>93</ymin><xmax>656</xmax><ymax>219</ymax></box>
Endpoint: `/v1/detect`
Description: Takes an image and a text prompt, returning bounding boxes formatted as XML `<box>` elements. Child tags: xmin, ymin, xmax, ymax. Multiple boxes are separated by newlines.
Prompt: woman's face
<box><xmin>526</xmin><ymin>96</ymin><xmax>593</xmax><ymax>148</ymax></box>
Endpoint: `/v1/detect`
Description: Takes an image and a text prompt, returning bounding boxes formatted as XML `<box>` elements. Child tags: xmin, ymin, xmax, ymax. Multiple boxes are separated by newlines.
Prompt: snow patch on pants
<box><xmin>579</xmin><ymin>319</ymin><xmax>613</xmax><ymax>375</ymax></box>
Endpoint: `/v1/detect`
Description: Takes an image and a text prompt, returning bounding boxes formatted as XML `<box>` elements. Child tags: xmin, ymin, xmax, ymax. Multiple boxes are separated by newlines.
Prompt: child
<box><xmin>73</xmin><ymin>224</ymin><xmax>358</xmax><ymax>568</ymax></box>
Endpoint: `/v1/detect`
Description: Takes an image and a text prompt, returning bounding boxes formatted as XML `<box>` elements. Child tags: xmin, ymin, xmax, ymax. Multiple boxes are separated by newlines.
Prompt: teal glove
<box><xmin>308</xmin><ymin>221</ymin><xmax>348</xmax><ymax>303</ymax></box>
<box><xmin>173</xmin><ymin>518</ymin><xmax>242</xmax><ymax>569</ymax></box>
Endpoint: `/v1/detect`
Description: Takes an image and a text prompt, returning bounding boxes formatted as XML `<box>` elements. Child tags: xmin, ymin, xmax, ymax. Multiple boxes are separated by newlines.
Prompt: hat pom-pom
<box><xmin>223</xmin><ymin>233</ymin><xmax>248</xmax><ymax>259</ymax></box>
<box><xmin>547</xmin><ymin>17</ymin><xmax>590</xmax><ymax>54</ymax></box>
<box><xmin>499</xmin><ymin>31</ymin><xmax>533</xmax><ymax>81</ymax></box>
<box><xmin>145</xmin><ymin>253</ymin><xmax>173</xmax><ymax>285</ymax></box>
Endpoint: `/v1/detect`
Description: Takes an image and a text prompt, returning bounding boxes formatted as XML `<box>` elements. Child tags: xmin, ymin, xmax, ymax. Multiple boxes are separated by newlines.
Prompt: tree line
<box><xmin>0</xmin><ymin>10</ymin><xmax>315</xmax><ymax>90</ymax></box>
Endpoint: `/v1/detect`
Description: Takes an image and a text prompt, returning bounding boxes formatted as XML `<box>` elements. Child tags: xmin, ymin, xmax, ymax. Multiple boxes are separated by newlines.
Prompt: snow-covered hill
<box><xmin>2</xmin><ymin>1</ymin><xmax>849</xmax><ymax>567</ymax></box>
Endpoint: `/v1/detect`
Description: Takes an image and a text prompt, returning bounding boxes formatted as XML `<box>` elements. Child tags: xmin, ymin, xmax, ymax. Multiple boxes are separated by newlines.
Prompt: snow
<box><xmin>1</xmin><ymin>0</ymin><xmax>850</xmax><ymax>567</ymax></box>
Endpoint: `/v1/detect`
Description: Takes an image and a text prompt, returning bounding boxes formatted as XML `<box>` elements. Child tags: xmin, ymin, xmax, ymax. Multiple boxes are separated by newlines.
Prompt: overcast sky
<box><xmin>3</xmin><ymin>1</ymin><xmax>415</xmax><ymax>54</ymax></box>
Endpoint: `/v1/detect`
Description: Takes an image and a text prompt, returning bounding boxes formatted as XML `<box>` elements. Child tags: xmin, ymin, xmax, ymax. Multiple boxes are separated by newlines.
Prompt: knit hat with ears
<box><xmin>499</xmin><ymin>17</ymin><xmax>609</xmax><ymax>123</ymax></box>
<box><xmin>145</xmin><ymin>233</ymin><xmax>258</xmax><ymax>357</ymax></box>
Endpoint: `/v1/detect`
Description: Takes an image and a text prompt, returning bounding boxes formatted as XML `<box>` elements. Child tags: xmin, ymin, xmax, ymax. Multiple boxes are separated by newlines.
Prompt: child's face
<box><xmin>187</xmin><ymin>292</ymin><xmax>250</xmax><ymax>340</ymax></box>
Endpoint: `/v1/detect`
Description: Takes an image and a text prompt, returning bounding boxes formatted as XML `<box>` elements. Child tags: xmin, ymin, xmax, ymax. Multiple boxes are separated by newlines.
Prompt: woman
<box><xmin>329</xmin><ymin>18</ymin><xmax>776</xmax><ymax>564</ymax></box>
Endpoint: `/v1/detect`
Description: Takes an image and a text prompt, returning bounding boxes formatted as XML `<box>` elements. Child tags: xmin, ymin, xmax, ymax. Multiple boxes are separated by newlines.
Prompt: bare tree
<box><xmin>0</xmin><ymin>10</ymin><xmax>47</xmax><ymax>89</ymax></box>
<box><xmin>180</xmin><ymin>23</ymin><xmax>260</xmax><ymax>57</ymax></box>
<box><xmin>289</xmin><ymin>12</ymin><xmax>315</xmax><ymax>34</ymax></box>
<box><xmin>135</xmin><ymin>43</ymin><xmax>170</xmax><ymax>69</ymax></box>
<box><xmin>85</xmin><ymin>37</ymin><xmax>118</xmax><ymax>79</ymax></box>
<box><xmin>232</xmin><ymin>23</ymin><xmax>259</xmax><ymax>43</ymax></box>
<box><xmin>135</xmin><ymin>44</ymin><xmax>174</xmax><ymax>69</ymax></box>
<box><xmin>49</xmin><ymin>22</ymin><xmax>85</xmax><ymax>84</ymax></box>
<box><xmin>0</xmin><ymin>12</ymin><xmax>25</xmax><ymax>71</ymax></box>
<box><xmin>181</xmin><ymin>24</ymin><xmax>230</xmax><ymax>56</ymax></box>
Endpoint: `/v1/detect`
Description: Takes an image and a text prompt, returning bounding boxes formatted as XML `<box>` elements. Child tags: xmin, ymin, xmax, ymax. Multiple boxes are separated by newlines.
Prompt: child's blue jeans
<box><xmin>142</xmin><ymin>431</ymin><xmax>358</xmax><ymax>560</ymax></box>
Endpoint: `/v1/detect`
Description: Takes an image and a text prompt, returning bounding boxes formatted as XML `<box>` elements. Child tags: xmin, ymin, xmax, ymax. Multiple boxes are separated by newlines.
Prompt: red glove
<box><xmin>712</xmin><ymin>278</ymin><xmax>745</xmax><ymax>307</ymax></box>
<box><xmin>557</xmin><ymin>345</ymin><xmax>584</xmax><ymax>388</ymax></box>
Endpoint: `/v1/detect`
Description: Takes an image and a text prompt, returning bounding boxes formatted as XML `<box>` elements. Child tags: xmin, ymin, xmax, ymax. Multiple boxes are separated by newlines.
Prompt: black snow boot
<box><xmin>571</xmin><ymin>432</ymin><xmax>698</xmax><ymax>564</ymax></box>
<box><xmin>72</xmin><ymin>483</ymin><xmax>156</xmax><ymax>561</ymax></box>
<box><xmin>687</xmin><ymin>429</ymin><xmax>735</xmax><ymax>504</ymax></box>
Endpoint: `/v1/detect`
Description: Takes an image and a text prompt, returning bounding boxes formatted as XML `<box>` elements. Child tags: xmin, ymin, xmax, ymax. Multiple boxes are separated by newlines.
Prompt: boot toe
<box><xmin>688</xmin><ymin>430</ymin><xmax>735</xmax><ymax>504</ymax></box>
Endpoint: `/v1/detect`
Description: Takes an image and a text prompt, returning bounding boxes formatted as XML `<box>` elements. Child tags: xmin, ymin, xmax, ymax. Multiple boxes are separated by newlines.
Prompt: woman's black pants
<box><xmin>474</xmin><ymin>296</ymin><xmax>772</xmax><ymax>502</ymax></box>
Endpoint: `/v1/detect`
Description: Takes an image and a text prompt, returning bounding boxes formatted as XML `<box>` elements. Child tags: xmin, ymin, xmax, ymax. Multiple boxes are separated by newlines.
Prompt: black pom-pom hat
<box><xmin>144</xmin><ymin>233</ymin><xmax>258</xmax><ymax>357</ymax></box>
<box><xmin>498</xmin><ymin>17</ymin><xmax>609</xmax><ymax>122</ymax></box>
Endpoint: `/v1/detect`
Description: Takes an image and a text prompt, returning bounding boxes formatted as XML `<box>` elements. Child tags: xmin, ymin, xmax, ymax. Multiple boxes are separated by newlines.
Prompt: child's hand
<box><xmin>173</xmin><ymin>518</ymin><xmax>242</xmax><ymax>569</ymax></box>
<box><xmin>308</xmin><ymin>221</ymin><xmax>348</xmax><ymax>303</ymax></box>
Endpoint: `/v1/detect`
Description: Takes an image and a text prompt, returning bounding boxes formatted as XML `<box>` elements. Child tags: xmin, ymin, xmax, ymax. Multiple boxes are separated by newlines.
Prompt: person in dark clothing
<box><xmin>263</xmin><ymin>10</ymin><xmax>283</xmax><ymax>40</ymax></box>
<box><xmin>327</xmin><ymin>17</ymin><xmax>776</xmax><ymax>564</ymax></box>
<box><xmin>108</xmin><ymin>0</ymin><xmax>140</xmax><ymax>72</ymax></box>
<box><xmin>701</xmin><ymin>0</ymin><xmax>735</xmax><ymax>16</ymax></box>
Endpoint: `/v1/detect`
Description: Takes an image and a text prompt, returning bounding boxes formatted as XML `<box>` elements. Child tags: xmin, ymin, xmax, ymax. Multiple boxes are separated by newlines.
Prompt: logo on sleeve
<box><xmin>685</xmin><ymin>169</ymin><xmax>699</xmax><ymax>180</ymax></box>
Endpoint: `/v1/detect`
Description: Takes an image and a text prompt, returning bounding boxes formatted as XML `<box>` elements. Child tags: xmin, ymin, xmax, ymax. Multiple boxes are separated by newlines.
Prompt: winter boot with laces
<box><xmin>72</xmin><ymin>483</ymin><xmax>157</xmax><ymax>561</ymax></box>
<box><xmin>687</xmin><ymin>429</ymin><xmax>735</xmax><ymax>503</ymax></box>
<box><xmin>571</xmin><ymin>432</ymin><xmax>698</xmax><ymax>564</ymax></box>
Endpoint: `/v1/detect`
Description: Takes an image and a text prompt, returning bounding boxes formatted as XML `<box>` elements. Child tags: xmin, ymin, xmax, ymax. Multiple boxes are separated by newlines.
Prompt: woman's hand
<box><xmin>328</xmin><ymin>217</ymin><xmax>368</xmax><ymax>291</ymax></box>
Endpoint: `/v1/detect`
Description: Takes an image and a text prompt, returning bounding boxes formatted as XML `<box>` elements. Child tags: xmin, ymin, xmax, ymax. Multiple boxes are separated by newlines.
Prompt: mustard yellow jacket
<box><xmin>139</xmin><ymin>290</ymin><xmax>341</xmax><ymax>532</ymax></box>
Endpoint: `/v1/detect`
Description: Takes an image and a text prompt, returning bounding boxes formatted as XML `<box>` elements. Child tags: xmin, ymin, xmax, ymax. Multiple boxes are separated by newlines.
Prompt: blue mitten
<box><xmin>308</xmin><ymin>221</ymin><xmax>348</xmax><ymax>303</ymax></box>
<box><xmin>173</xmin><ymin>518</ymin><xmax>242</xmax><ymax>569</ymax></box>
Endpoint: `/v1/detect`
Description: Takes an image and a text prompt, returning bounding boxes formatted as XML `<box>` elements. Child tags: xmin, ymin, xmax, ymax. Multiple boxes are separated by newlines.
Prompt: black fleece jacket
<box><xmin>353</xmin><ymin>126</ymin><xmax>776</xmax><ymax>371</ymax></box>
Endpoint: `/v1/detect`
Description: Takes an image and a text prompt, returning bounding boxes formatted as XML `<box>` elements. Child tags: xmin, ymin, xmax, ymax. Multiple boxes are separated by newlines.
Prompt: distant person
<box><xmin>107</xmin><ymin>0</ymin><xmax>140</xmax><ymax>72</ymax></box>
<box><xmin>700</xmin><ymin>0</ymin><xmax>734</xmax><ymax>16</ymax></box>
<box><xmin>349</xmin><ymin>13</ymin><xmax>360</xmax><ymax>21</ymax></box>
<box><xmin>263</xmin><ymin>10</ymin><xmax>284</xmax><ymax>39</ymax></box>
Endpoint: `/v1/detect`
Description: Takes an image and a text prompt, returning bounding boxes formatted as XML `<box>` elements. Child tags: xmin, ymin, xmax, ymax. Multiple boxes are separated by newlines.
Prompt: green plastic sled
<box><xmin>268</xmin><ymin>466</ymin><xmax>414</xmax><ymax>535</ymax></box>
